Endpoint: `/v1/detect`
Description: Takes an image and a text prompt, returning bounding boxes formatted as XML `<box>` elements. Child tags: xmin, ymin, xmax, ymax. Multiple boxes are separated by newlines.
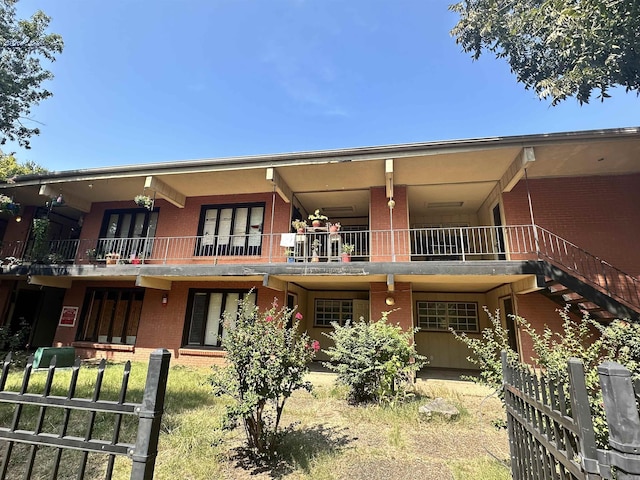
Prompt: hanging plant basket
<box><xmin>134</xmin><ymin>194</ymin><xmax>154</xmax><ymax>210</ymax></box>
<box><xmin>0</xmin><ymin>194</ymin><xmax>19</xmax><ymax>215</ymax></box>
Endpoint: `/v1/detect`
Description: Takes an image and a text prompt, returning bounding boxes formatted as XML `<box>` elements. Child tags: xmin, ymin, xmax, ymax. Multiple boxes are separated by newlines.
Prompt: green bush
<box><xmin>209</xmin><ymin>295</ymin><xmax>319</xmax><ymax>456</ymax></box>
<box><xmin>450</xmin><ymin>308</ymin><xmax>519</xmax><ymax>398</ymax></box>
<box><xmin>452</xmin><ymin>307</ymin><xmax>640</xmax><ymax>447</ymax></box>
<box><xmin>322</xmin><ymin>312</ymin><xmax>426</xmax><ymax>404</ymax></box>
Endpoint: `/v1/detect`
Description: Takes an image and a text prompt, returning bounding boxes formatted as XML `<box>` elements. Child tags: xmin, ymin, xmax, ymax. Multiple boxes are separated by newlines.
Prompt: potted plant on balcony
<box><xmin>328</xmin><ymin>222</ymin><xmax>341</xmax><ymax>233</ymax></box>
<box><xmin>308</xmin><ymin>209</ymin><xmax>328</xmax><ymax>228</ymax></box>
<box><xmin>134</xmin><ymin>194</ymin><xmax>154</xmax><ymax>210</ymax></box>
<box><xmin>86</xmin><ymin>248</ymin><xmax>98</xmax><ymax>263</ymax></box>
<box><xmin>311</xmin><ymin>239</ymin><xmax>322</xmax><ymax>262</ymax></box>
<box><xmin>341</xmin><ymin>243</ymin><xmax>355</xmax><ymax>262</ymax></box>
<box><xmin>284</xmin><ymin>247</ymin><xmax>295</xmax><ymax>263</ymax></box>
<box><xmin>292</xmin><ymin>219</ymin><xmax>307</xmax><ymax>233</ymax></box>
<box><xmin>105</xmin><ymin>252</ymin><xmax>121</xmax><ymax>265</ymax></box>
<box><xmin>0</xmin><ymin>194</ymin><xmax>19</xmax><ymax>215</ymax></box>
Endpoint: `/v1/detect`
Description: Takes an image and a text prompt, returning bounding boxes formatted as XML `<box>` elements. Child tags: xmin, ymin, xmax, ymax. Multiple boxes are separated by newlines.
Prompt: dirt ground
<box><xmin>218</xmin><ymin>369</ymin><xmax>510</xmax><ymax>480</ymax></box>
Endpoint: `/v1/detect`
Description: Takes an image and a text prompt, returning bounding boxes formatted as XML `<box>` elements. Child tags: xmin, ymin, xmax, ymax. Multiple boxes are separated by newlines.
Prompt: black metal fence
<box><xmin>502</xmin><ymin>351</ymin><xmax>640</xmax><ymax>479</ymax></box>
<box><xmin>0</xmin><ymin>348</ymin><xmax>170</xmax><ymax>480</ymax></box>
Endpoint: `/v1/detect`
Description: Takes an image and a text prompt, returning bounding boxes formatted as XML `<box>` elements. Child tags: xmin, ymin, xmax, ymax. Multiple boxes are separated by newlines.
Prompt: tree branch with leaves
<box><xmin>0</xmin><ymin>0</ymin><xmax>63</xmax><ymax>148</ymax></box>
<box><xmin>450</xmin><ymin>0</ymin><xmax>640</xmax><ymax>105</ymax></box>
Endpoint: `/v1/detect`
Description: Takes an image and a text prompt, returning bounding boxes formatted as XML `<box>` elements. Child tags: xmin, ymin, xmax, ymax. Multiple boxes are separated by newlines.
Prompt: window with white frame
<box><xmin>416</xmin><ymin>301</ymin><xmax>478</xmax><ymax>332</ymax></box>
<box><xmin>98</xmin><ymin>209</ymin><xmax>158</xmax><ymax>260</ymax></box>
<box><xmin>196</xmin><ymin>203</ymin><xmax>264</xmax><ymax>256</ymax></box>
<box><xmin>184</xmin><ymin>290</ymin><xmax>256</xmax><ymax>347</ymax></box>
<box><xmin>314</xmin><ymin>299</ymin><xmax>353</xmax><ymax>327</ymax></box>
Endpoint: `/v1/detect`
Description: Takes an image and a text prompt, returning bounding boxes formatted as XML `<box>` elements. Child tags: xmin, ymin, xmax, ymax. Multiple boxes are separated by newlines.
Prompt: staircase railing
<box><xmin>535</xmin><ymin>226</ymin><xmax>640</xmax><ymax>312</ymax></box>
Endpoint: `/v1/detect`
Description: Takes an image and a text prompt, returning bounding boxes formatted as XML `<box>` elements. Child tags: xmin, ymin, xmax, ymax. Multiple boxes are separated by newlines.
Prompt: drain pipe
<box><xmin>388</xmin><ymin>198</ymin><xmax>396</xmax><ymax>262</ymax></box>
<box><xmin>269</xmin><ymin>187</ymin><xmax>276</xmax><ymax>263</ymax></box>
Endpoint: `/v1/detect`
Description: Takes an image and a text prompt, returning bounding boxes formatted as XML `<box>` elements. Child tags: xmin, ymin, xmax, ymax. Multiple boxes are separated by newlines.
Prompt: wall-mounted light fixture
<box><xmin>385</xmin><ymin>296</ymin><xmax>395</xmax><ymax>306</ymax></box>
<box><xmin>162</xmin><ymin>293</ymin><xmax>168</xmax><ymax>307</ymax></box>
<box><xmin>15</xmin><ymin>215</ymin><xmax>21</xmax><ymax>223</ymax></box>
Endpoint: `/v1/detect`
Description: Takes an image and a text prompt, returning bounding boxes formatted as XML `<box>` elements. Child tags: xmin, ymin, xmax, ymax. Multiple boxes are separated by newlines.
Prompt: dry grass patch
<box><xmin>0</xmin><ymin>363</ymin><xmax>510</xmax><ymax>480</ymax></box>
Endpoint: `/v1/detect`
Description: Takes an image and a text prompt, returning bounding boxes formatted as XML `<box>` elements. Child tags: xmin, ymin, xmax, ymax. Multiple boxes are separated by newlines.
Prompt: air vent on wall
<box><xmin>426</xmin><ymin>201</ymin><xmax>464</xmax><ymax>208</ymax></box>
<box><xmin>321</xmin><ymin>206</ymin><xmax>355</xmax><ymax>214</ymax></box>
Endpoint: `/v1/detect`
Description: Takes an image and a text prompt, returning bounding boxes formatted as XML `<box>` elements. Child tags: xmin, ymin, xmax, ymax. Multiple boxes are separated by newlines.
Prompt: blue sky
<box><xmin>9</xmin><ymin>0</ymin><xmax>640</xmax><ymax>171</ymax></box>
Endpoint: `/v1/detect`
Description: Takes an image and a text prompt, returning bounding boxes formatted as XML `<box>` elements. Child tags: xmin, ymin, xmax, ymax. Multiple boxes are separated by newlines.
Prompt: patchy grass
<box><xmin>0</xmin><ymin>363</ymin><xmax>510</xmax><ymax>480</ymax></box>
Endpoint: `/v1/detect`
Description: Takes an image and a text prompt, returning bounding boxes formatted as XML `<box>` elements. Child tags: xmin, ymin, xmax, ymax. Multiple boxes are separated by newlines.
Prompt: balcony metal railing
<box><xmin>0</xmin><ymin>225</ymin><xmax>637</xmax><ymax>312</ymax></box>
<box><xmin>0</xmin><ymin>225</ymin><xmax>538</xmax><ymax>264</ymax></box>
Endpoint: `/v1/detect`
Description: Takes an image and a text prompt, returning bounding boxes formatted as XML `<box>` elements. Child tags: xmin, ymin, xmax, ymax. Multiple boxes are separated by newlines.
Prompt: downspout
<box><xmin>269</xmin><ymin>187</ymin><xmax>276</xmax><ymax>263</ymax></box>
<box><xmin>388</xmin><ymin>198</ymin><xmax>396</xmax><ymax>262</ymax></box>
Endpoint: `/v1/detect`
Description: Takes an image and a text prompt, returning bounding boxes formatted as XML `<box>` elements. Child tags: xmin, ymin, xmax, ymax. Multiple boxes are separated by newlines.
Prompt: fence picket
<box><xmin>50</xmin><ymin>357</ymin><xmax>81</xmax><ymax>480</ymax></box>
<box><xmin>0</xmin><ymin>350</ymin><xmax>169</xmax><ymax>480</ymax></box>
<box><xmin>25</xmin><ymin>356</ymin><xmax>58</xmax><ymax>479</ymax></box>
<box><xmin>77</xmin><ymin>359</ymin><xmax>107</xmax><ymax>479</ymax></box>
<box><xmin>106</xmin><ymin>360</ymin><xmax>131</xmax><ymax>478</ymax></box>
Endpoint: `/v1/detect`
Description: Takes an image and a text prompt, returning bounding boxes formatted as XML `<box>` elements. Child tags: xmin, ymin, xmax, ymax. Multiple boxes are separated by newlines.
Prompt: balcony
<box><xmin>0</xmin><ymin>225</ymin><xmax>539</xmax><ymax>266</ymax></box>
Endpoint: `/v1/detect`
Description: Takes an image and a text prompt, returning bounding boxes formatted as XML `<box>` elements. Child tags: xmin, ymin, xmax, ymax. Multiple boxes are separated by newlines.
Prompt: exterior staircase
<box><xmin>533</xmin><ymin>227</ymin><xmax>640</xmax><ymax>322</ymax></box>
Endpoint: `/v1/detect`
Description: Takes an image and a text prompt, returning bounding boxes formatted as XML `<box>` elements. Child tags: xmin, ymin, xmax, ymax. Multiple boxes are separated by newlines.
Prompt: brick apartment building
<box><xmin>0</xmin><ymin>127</ymin><xmax>638</xmax><ymax>369</ymax></box>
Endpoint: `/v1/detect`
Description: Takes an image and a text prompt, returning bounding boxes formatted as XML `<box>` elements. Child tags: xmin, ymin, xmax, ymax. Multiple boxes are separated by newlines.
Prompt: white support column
<box><xmin>144</xmin><ymin>176</ymin><xmax>186</xmax><ymax>208</ymax></box>
<box><xmin>385</xmin><ymin>159</ymin><xmax>394</xmax><ymax>199</ymax></box>
<box><xmin>266</xmin><ymin>168</ymin><xmax>293</xmax><ymax>204</ymax></box>
<box><xmin>500</xmin><ymin>147</ymin><xmax>536</xmax><ymax>193</ymax></box>
<box><xmin>39</xmin><ymin>185</ymin><xmax>91</xmax><ymax>213</ymax></box>
<box><xmin>28</xmin><ymin>275</ymin><xmax>73</xmax><ymax>289</ymax></box>
<box><xmin>135</xmin><ymin>276</ymin><xmax>172</xmax><ymax>291</ymax></box>
<box><xmin>262</xmin><ymin>274</ymin><xmax>286</xmax><ymax>291</ymax></box>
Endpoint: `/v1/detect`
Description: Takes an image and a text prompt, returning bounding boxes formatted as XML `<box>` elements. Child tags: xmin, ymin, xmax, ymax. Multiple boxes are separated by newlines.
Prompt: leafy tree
<box><xmin>0</xmin><ymin>153</ymin><xmax>46</xmax><ymax>181</ymax></box>
<box><xmin>1</xmin><ymin>0</ymin><xmax>63</xmax><ymax>148</ymax></box>
<box><xmin>449</xmin><ymin>0</ymin><xmax>640</xmax><ymax>105</ymax></box>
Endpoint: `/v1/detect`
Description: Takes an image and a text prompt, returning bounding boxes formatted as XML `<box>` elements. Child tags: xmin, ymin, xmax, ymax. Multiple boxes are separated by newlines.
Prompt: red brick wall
<box><xmin>515</xmin><ymin>292</ymin><xmax>581</xmax><ymax>363</ymax></box>
<box><xmin>2</xmin><ymin>206</ymin><xmax>35</xmax><ymax>249</ymax></box>
<box><xmin>370</xmin><ymin>282</ymin><xmax>413</xmax><ymax>334</ymax></box>
<box><xmin>54</xmin><ymin>280</ymin><xmax>285</xmax><ymax>367</ymax></box>
<box><xmin>504</xmin><ymin>174</ymin><xmax>640</xmax><ymax>275</ymax></box>
<box><xmin>370</xmin><ymin>186</ymin><xmax>410</xmax><ymax>261</ymax></box>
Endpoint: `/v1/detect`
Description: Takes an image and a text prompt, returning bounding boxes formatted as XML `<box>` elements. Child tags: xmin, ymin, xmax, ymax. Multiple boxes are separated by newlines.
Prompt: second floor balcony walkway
<box><xmin>2</xmin><ymin>224</ymin><xmax>538</xmax><ymax>266</ymax></box>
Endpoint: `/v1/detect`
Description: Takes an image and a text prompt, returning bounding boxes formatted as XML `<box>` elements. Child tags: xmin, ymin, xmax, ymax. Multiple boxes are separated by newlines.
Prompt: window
<box><xmin>77</xmin><ymin>288</ymin><xmax>144</xmax><ymax>344</ymax></box>
<box><xmin>184</xmin><ymin>290</ymin><xmax>256</xmax><ymax>347</ymax></box>
<box><xmin>196</xmin><ymin>203</ymin><xmax>264</xmax><ymax>256</ymax></box>
<box><xmin>314</xmin><ymin>299</ymin><xmax>353</xmax><ymax>327</ymax></box>
<box><xmin>416</xmin><ymin>301</ymin><xmax>478</xmax><ymax>332</ymax></box>
<box><xmin>98</xmin><ymin>209</ymin><xmax>158</xmax><ymax>259</ymax></box>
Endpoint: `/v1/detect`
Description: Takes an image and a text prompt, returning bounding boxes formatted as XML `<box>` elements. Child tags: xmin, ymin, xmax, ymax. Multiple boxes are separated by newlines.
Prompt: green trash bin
<box><xmin>33</xmin><ymin>347</ymin><xmax>76</xmax><ymax>369</ymax></box>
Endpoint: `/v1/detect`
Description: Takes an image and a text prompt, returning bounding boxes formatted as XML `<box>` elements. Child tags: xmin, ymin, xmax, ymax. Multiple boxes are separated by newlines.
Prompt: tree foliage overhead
<box><xmin>449</xmin><ymin>0</ymin><xmax>640</xmax><ymax>105</ymax></box>
<box><xmin>0</xmin><ymin>153</ymin><xmax>46</xmax><ymax>181</ymax></box>
<box><xmin>0</xmin><ymin>0</ymin><xmax>63</xmax><ymax>148</ymax></box>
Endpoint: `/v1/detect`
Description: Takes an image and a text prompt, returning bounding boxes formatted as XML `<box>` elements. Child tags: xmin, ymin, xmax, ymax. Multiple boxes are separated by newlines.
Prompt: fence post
<box><xmin>501</xmin><ymin>351</ymin><xmax>519</xmax><ymax>479</ymax></box>
<box><xmin>567</xmin><ymin>358</ymin><xmax>601</xmax><ymax>478</ymax></box>
<box><xmin>130</xmin><ymin>349</ymin><xmax>171</xmax><ymax>480</ymax></box>
<box><xmin>598</xmin><ymin>361</ymin><xmax>640</xmax><ymax>480</ymax></box>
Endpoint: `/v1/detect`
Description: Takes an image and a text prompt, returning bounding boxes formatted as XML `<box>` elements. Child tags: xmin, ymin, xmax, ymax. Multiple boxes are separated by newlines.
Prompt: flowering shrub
<box><xmin>322</xmin><ymin>312</ymin><xmax>426</xmax><ymax>404</ymax></box>
<box><xmin>209</xmin><ymin>295</ymin><xmax>318</xmax><ymax>456</ymax></box>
